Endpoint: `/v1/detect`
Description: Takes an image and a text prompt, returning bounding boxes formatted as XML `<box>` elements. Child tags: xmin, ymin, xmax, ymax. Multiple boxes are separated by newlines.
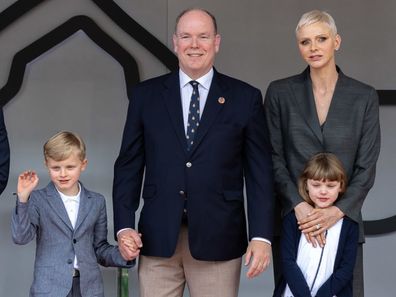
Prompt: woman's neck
<box><xmin>310</xmin><ymin>65</ymin><xmax>339</xmax><ymax>93</ymax></box>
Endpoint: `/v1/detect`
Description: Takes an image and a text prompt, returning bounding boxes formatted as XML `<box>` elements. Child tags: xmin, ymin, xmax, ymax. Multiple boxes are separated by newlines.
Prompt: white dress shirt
<box><xmin>58</xmin><ymin>184</ymin><xmax>81</xmax><ymax>269</ymax></box>
<box><xmin>179</xmin><ymin>68</ymin><xmax>213</xmax><ymax>134</ymax></box>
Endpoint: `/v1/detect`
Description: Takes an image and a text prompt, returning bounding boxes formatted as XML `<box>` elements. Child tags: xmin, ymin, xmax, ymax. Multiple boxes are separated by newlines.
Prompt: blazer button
<box><xmin>73</xmin><ymin>239</ymin><xmax>77</xmax><ymax>244</ymax></box>
<box><xmin>179</xmin><ymin>190</ymin><xmax>185</xmax><ymax>196</ymax></box>
<box><xmin>186</xmin><ymin>162</ymin><xmax>192</xmax><ymax>168</ymax></box>
<box><xmin>67</xmin><ymin>259</ymin><xmax>73</xmax><ymax>264</ymax></box>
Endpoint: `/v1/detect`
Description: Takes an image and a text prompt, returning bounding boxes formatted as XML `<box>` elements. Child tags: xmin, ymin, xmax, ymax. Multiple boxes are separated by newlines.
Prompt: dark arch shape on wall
<box><xmin>0</xmin><ymin>0</ymin><xmax>47</xmax><ymax>31</ymax></box>
<box><xmin>0</xmin><ymin>0</ymin><xmax>395</xmax><ymax>235</ymax></box>
<box><xmin>0</xmin><ymin>0</ymin><xmax>178</xmax><ymax>71</ymax></box>
<box><xmin>365</xmin><ymin>215</ymin><xmax>396</xmax><ymax>235</ymax></box>
<box><xmin>363</xmin><ymin>89</ymin><xmax>396</xmax><ymax>235</ymax></box>
<box><xmin>92</xmin><ymin>0</ymin><xmax>179</xmax><ymax>71</ymax></box>
<box><xmin>0</xmin><ymin>14</ymin><xmax>140</xmax><ymax>106</ymax></box>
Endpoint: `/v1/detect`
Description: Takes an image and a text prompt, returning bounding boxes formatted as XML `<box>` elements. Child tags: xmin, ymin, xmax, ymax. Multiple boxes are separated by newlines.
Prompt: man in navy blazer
<box><xmin>113</xmin><ymin>8</ymin><xmax>274</xmax><ymax>297</ymax></box>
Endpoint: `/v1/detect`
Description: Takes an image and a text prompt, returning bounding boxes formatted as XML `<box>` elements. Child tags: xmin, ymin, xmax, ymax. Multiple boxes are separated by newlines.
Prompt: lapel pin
<box><xmin>218</xmin><ymin>97</ymin><xmax>225</xmax><ymax>104</ymax></box>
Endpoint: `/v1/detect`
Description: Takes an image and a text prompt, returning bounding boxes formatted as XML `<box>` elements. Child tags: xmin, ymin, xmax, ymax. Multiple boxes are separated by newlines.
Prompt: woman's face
<box><xmin>296</xmin><ymin>21</ymin><xmax>341</xmax><ymax>70</ymax></box>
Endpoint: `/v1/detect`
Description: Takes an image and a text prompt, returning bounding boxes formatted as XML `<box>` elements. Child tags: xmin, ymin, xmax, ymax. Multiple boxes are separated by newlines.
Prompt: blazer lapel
<box><xmin>74</xmin><ymin>184</ymin><xmax>91</xmax><ymax>232</ymax></box>
<box><xmin>291</xmin><ymin>68</ymin><xmax>323</xmax><ymax>144</ymax></box>
<box><xmin>188</xmin><ymin>70</ymin><xmax>225</xmax><ymax>154</ymax></box>
<box><xmin>320</xmin><ymin>69</ymin><xmax>346</xmax><ymax>136</ymax></box>
<box><xmin>45</xmin><ymin>183</ymin><xmax>73</xmax><ymax>231</ymax></box>
<box><xmin>163</xmin><ymin>72</ymin><xmax>189</xmax><ymax>155</ymax></box>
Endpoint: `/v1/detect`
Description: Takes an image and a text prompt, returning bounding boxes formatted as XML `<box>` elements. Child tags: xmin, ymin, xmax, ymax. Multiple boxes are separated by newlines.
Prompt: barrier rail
<box><xmin>118</xmin><ymin>268</ymin><xmax>129</xmax><ymax>297</ymax></box>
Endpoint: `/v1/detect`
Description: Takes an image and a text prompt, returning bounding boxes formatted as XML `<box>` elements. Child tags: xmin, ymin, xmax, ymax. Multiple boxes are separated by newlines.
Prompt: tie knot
<box><xmin>189</xmin><ymin>81</ymin><xmax>199</xmax><ymax>88</ymax></box>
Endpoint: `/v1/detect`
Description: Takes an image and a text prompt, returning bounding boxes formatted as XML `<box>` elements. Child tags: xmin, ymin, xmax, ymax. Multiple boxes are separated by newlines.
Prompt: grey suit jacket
<box><xmin>264</xmin><ymin>67</ymin><xmax>380</xmax><ymax>241</ymax></box>
<box><xmin>11</xmin><ymin>182</ymin><xmax>133</xmax><ymax>297</ymax></box>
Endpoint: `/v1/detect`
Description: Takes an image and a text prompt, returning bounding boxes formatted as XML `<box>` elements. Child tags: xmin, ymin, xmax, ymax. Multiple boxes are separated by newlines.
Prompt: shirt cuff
<box><xmin>116</xmin><ymin>227</ymin><xmax>133</xmax><ymax>237</ymax></box>
<box><xmin>251</xmin><ymin>237</ymin><xmax>271</xmax><ymax>245</ymax></box>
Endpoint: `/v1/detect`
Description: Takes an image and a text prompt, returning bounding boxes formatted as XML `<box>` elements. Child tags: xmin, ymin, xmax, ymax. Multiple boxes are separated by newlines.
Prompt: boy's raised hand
<box><xmin>17</xmin><ymin>171</ymin><xmax>39</xmax><ymax>203</ymax></box>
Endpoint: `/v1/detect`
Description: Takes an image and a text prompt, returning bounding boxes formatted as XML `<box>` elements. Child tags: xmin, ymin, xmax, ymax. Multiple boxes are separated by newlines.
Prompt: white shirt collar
<box><xmin>179</xmin><ymin>68</ymin><xmax>214</xmax><ymax>90</ymax></box>
<box><xmin>57</xmin><ymin>183</ymin><xmax>81</xmax><ymax>203</ymax></box>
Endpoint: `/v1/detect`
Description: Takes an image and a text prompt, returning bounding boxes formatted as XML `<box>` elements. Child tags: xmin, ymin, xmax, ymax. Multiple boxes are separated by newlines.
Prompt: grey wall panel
<box><xmin>0</xmin><ymin>1</ymin><xmax>394</xmax><ymax>296</ymax></box>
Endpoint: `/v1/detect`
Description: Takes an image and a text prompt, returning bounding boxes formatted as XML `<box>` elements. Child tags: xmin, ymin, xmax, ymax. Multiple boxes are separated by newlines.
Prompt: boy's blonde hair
<box><xmin>44</xmin><ymin>131</ymin><xmax>86</xmax><ymax>162</ymax></box>
<box><xmin>298</xmin><ymin>152</ymin><xmax>347</xmax><ymax>206</ymax></box>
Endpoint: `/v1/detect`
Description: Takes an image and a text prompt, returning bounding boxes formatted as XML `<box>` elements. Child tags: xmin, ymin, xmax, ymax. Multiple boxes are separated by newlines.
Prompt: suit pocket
<box><xmin>223</xmin><ymin>190</ymin><xmax>244</xmax><ymax>202</ymax></box>
<box><xmin>31</xmin><ymin>265</ymin><xmax>53</xmax><ymax>294</ymax></box>
<box><xmin>142</xmin><ymin>184</ymin><xmax>156</xmax><ymax>199</ymax></box>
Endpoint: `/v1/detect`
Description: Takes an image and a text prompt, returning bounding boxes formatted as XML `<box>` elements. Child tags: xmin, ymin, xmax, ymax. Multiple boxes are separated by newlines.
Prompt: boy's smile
<box><xmin>45</xmin><ymin>151</ymin><xmax>87</xmax><ymax>196</ymax></box>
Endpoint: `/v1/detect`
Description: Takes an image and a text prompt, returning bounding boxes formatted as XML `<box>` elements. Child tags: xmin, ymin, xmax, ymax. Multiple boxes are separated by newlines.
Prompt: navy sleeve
<box><xmin>280</xmin><ymin>212</ymin><xmax>312</xmax><ymax>297</ymax></box>
<box><xmin>316</xmin><ymin>220</ymin><xmax>358</xmax><ymax>297</ymax></box>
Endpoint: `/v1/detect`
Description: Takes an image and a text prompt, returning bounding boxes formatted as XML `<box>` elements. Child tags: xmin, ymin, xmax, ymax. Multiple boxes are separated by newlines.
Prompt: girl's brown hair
<box><xmin>298</xmin><ymin>152</ymin><xmax>347</xmax><ymax>206</ymax></box>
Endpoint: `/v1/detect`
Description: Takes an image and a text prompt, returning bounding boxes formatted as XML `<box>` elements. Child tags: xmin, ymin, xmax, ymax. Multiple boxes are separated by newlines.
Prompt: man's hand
<box><xmin>117</xmin><ymin>229</ymin><xmax>142</xmax><ymax>261</ymax></box>
<box><xmin>298</xmin><ymin>206</ymin><xmax>344</xmax><ymax>247</ymax></box>
<box><xmin>244</xmin><ymin>240</ymin><xmax>271</xmax><ymax>278</ymax></box>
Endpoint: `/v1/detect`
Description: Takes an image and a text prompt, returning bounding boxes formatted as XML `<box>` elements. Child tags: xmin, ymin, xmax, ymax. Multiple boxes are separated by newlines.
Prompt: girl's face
<box><xmin>306</xmin><ymin>179</ymin><xmax>341</xmax><ymax>208</ymax></box>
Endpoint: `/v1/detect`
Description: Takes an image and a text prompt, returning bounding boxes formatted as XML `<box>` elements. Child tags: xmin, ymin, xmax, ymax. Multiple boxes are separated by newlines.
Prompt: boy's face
<box><xmin>45</xmin><ymin>151</ymin><xmax>87</xmax><ymax>196</ymax></box>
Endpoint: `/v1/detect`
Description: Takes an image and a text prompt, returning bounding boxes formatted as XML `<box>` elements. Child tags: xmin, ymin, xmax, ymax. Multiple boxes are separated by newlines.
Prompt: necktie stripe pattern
<box><xmin>187</xmin><ymin>81</ymin><xmax>200</xmax><ymax>150</ymax></box>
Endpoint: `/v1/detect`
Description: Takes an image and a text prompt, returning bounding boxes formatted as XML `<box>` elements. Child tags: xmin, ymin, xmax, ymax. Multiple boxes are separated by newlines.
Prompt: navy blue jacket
<box><xmin>113</xmin><ymin>69</ymin><xmax>274</xmax><ymax>261</ymax></box>
<box><xmin>273</xmin><ymin>211</ymin><xmax>358</xmax><ymax>297</ymax></box>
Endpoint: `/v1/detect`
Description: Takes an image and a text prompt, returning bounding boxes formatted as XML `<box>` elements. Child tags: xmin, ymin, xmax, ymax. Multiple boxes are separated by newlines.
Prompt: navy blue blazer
<box><xmin>0</xmin><ymin>108</ymin><xmax>10</xmax><ymax>194</ymax></box>
<box><xmin>113</xmin><ymin>69</ymin><xmax>274</xmax><ymax>261</ymax></box>
<box><xmin>273</xmin><ymin>212</ymin><xmax>358</xmax><ymax>297</ymax></box>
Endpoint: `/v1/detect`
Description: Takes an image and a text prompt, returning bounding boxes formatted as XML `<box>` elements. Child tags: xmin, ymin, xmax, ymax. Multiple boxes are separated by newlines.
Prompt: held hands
<box><xmin>296</xmin><ymin>203</ymin><xmax>344</xmax><ymax>247</ymax></box>
<box><xmin>17</xmin><ymin>171</ymin><xmax>39</xmax><ymax>203</ymax></box>
<box><xmin>244</xmin><ymin>240</ymin><xmax>272</xmax><ymax>278</ymax></box>
<box><xmin>117</xmin><ymin>229</ymin><xmax>143</xmax><ymax>261</ymax></box>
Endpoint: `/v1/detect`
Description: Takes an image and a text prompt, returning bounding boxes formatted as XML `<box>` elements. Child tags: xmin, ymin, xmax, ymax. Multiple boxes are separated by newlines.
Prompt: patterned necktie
<box><xmin>186</xmin><ymin>81</ymin><xmax>200</xmax><ymax>150</ymax></box>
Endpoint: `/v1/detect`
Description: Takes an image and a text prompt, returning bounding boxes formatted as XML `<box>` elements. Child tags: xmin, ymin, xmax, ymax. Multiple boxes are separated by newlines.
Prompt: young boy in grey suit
<box><xmin>11</xmin><ymin>131</ymin><xmax>133</xmax><ymax>297</ymax></box>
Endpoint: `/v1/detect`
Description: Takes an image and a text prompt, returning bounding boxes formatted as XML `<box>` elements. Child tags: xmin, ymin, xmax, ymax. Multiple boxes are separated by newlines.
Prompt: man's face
<box><xmin>173</xmin><ymin>10</ymin><xmax>221</xmax><ymax>79</ymax></box>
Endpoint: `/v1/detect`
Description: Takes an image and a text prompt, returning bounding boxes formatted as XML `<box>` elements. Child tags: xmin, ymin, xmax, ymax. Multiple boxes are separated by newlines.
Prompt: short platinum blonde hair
<box><xmin>296</xmin><ymin>10</ymin><xmax>338</xmax><ymax>36</ymax></box>
<box><xmin>44</xmin><ymin>131</ymin><xmax>86</xmax><ymax>162</ymax></box>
